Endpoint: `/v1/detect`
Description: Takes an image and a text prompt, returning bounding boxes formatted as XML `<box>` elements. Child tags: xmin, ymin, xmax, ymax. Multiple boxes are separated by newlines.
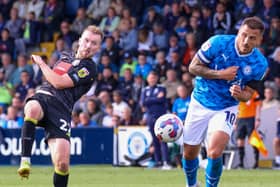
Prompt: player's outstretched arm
<box><xmin>31</xmin><ymin>55</ymin><xmax>74</xmax><ymax>89</ymax></box>
<box><xmin>189</xmin><ymin>55</ymin><xmax>238</xmax><ymax>80</ymax></box>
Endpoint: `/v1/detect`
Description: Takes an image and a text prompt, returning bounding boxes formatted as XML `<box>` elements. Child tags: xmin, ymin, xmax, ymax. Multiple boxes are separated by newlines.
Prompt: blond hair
<box><xmin>84</xmin><ymin>25</ymin><xmax>104</xmax><ymax>40</ymax></box>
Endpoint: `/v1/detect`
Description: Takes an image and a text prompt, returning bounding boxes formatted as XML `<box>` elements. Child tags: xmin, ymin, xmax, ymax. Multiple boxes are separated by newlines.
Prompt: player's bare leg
<box><xmin>18</xmin><ymin>100</ymin><xmax>43</xmax><ymax>179</ymax></box>
<box><xmin>49</xmin><ymin>138</ymin><xmax>70</xmax><ymax>187</ymax></box>
<box><xmin>206</xmin><ymin>131</ymin><xmax>229</xmax><ymax>187</ymax></box>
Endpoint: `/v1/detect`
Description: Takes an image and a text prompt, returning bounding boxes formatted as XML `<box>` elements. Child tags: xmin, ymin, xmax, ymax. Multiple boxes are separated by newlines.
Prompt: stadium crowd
<box><xmin>0</xmin><ymin>0</ymin><xmax>279</xmax><ymax>167</ymax></box>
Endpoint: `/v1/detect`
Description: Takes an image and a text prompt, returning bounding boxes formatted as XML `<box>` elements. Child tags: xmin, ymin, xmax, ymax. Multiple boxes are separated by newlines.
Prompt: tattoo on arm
<box><xmin>189</xmin><ymin>55</ymin><xmax>220</xmax><ymax>79</ymax></box>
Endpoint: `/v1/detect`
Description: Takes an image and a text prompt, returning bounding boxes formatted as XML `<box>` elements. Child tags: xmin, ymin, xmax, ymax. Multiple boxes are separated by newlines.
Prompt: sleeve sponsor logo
<box><xmin>201</xmin><ymin>40</ymin><xmax>211</xmax><ymax>51</ymax></box>
<box><xmin>77</xmin><ymin>67</ymin><xmax>89</xmax><ymax>78</ymax></box>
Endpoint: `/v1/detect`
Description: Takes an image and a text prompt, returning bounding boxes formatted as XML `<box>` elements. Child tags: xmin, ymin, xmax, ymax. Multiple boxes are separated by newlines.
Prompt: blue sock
<box><xmin>182</xmin><ymin>157</ymin><xmax>199</xmax><ymax>186</ymax></box>
<box><xmin>205</xmin><ymin>157</ymin><xmax>223</xmax><ymax>187</ymax></box>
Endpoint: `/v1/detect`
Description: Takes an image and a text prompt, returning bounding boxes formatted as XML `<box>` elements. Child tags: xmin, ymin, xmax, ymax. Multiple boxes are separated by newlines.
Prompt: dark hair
<box><xmin>241</xmin><ymin>17</ymin><xmax>265</xmax><ymax>34</ymax></box>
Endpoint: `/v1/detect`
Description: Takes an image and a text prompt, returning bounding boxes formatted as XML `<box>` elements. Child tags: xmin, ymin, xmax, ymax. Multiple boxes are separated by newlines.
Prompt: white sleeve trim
<box><xmin>197</xmin><ymin>50</ymin><xmax>211</xmax><ymax>64</ymax></box>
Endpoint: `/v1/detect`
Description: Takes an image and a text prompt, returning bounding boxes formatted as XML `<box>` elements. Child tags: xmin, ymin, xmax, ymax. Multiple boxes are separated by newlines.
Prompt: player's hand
<box><xmin>218</xmin><ymin>66</ymin><xmax>239</xmax><ymax>81</ymax></box>
<box><xmin>31</xmin><ymin>55</ymin><xmax>45</xmax><ymax>66</ymax></box>
<box><xmin>157</xmin><ymin>92</ymin><xmax>164</xmax><ymax>98</ymax></box>
<box><xmin>229</xmin><ymin>84</ymin><xmax>242</xmax><ymax>99</ymax></box>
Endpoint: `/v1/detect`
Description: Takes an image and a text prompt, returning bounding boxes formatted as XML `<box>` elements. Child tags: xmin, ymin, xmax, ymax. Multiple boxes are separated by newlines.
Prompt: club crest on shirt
<box><xmin>77</xmin><ymin>67</ymin><xmax>89</xmax><ymax>78</ymax></box>
<box><xmin>242</xmin><ymin>65</ymin><xmax>252</xmax><ymax>76</ymax></box>
<box><xmin>201</xmin><ymin>40</ymin><xmax>211</xmax><ymax>51</ymax></box>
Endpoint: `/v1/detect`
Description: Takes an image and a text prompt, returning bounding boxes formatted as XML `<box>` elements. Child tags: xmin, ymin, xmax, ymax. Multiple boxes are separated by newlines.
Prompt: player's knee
<box><xmin>273</xmin><ymin>137</ymin><xmax>280</xmax><ymax>145</ymax></box>
<box><xmin>55</xmin><ymin>161</ymin><xmax>69</xmax><ymax>173</ymax></box>
<box><xmin>24</xmin><ymin>100</ymin><xmax>43</xmax><ymax>120</ymax></box>
<box><xmin>207</xmin><ymin>149</ymin><xmax>223</xmax><ymax>159</ymax></box>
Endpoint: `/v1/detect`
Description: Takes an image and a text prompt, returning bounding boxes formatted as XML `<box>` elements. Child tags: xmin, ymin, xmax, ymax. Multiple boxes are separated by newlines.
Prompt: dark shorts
<box><xmin>26</xmin><ymin>93</ymin><xmax>71</xmax><ymax>143</ymax></box>
<box><xmin>236</xmin><ymin>117</ymin><xmax>255</xmax><ymax>139</ymax></box>
<box><xmin>277</xmin><ymin>120</ymin><xmax>280</xmax><ymax>138</ymax></box>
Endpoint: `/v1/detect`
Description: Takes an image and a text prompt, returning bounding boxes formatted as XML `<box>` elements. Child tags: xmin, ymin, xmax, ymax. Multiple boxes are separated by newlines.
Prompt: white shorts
<box><xmin>183</xmin><ymin>96</ymin><xmax>238</xmax><ymax>145</ymax></box>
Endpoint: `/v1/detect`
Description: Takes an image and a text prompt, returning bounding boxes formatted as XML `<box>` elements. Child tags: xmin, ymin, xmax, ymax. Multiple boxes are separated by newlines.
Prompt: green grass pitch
<box><xmin>0</xmin><ymin>165</ymin><xmax>280</xmax><ymax>187</ymax></box>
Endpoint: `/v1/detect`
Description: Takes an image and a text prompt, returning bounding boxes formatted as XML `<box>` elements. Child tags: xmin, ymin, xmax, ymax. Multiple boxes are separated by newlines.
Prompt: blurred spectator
<box><xmin>234</xmin><ymin>0</ymin><xmax>259</xmax><ymax>31</ymax></box>
<box><xmin>118</xmin><ymin>18</ymin><xmax>138</xmax><ymax>53</ymax></box>
<box><xmin>120</xmin><ymin>7</ymin><xmax>137</xmax><ymax>29</ymax></box>
<box><xmin>151</xmin><ymin>21</ymin><xmax>169</xmax><ymax>54</ymax></box>
<box><xmin>112</xmin><ymin>90</ymin><xmax>130</xmax><ymax>119</ymax></box>
<box><xmin>166</xmin><ymin>34</ymin><xmax>182</xmax><ymax>62</ymax></box>
<box><xmin>265</xmin><ymin>16</ymin><xmax>280</xmax><ymax>54</ymax></box>
<box><xmin>266</xmin><ymin>47</ymin><xmax>280</xmax><ymax>87</ymax></box>
<box><xmin>119</xmin><ymin>106</ymin><xmax>137</xmax><ymax>126</ymax></box>
<box><xmin>98</xmin><ymin>52</ymin><xmax>118</xmax><ymax>80</ymax></box>
<box><xmin>51</xmin><ymin>37</ymin><xmax>68</xmax><ymax>63</ymax></box>
<box><xmin>0</xmin><ymin>0</ymin><xmax>13</xmax><ymax>21</ymax></box>
<box><xmin>154</xmin><ymin>50</ymin><xmax>168</xmax><ymax>82</ymax></box>
<box><xmin>258</xmin><ymin>0</ymin><xmax>279</xmax><ymax>27</ymax></box>
<box><xmin>119</xmin><ymin>50</ymin><xmax>137</xmax><ymax>77</ymax></box>
<box><xmin>4</xmin><ymin>7</ymin><xmax>24</xmax><ymax>39</ymax></box>
<box><xmin>117</xmin><ymin>68</ymin><xmax>134</xmax><ymax>105</ymax></box>
<box><xmin>98</xmin><ymin>90</ymin><xmax>112</xmax><ymax>113</ymax></box>
<box><xmin>99</xmin><ymin>6</ymin><xmax>120</xmax><ymax>36</ymax></box>
<box><xmin>189</xmin><ymin>16</ymin><xmax>206</xmax><ymax>46</ymax></box>
<box><xmin>123</xmin><ymin>0</ymin><xmax>144</xmax><ymax>24</ymax></box>
<box><xmin>11</xmin><ymin>95</ymin><xmax>24</xmax><ymax>117</ymax></box>
<box><xmin>110</xmin><ymin>0</ymin><xmax>124</xmax><ymax>16</ymax></box>
<box><xmin>58</xmin><ymin>20</ymin><xmax>79</xmax><ymax>50</ymax></box>
<box><xmin>166</xmin><ymin>49</ymin><xmax>182</xmax><ymax>79</ymax></box>
<box><xmin>162</xmin><ymin>69</ymin><xmax>181</xmax><ymax>108</ymax></box>
<box><xmin>174</xmin><ymin>16</ymin><xmax>189</xmax><ymax>47</ymax></box>
<box><xmin>12</xmin><ymin>0</ymin><xmax>28</xmax><ymax>19</ymax></box>
<box><xmin>0</xmin><ymin>28</ymin><xmax>15</xmax><ymax>56</ymax></box>
<box><xmin>40</xmin><ymin>0</ymin><xmax>64</xmax><ymax>41</ymax></box>
<box><xmin>102</xmin><ymin>103</ymin><xmax>115</xmax><ymax>127</ymax></box>
<box><xmin>71</xmin><ymin>7</ymin><xmax>91</xmax><ymax>35</ymax></box>
<box><xmin>15</xmin><ymin>70</ymin><xmax>36</xmax><ymax>102</ymax></box>
<box><xmin>27</xmin><ymin>0</ymin><xmax>45</xmax><ymax>20</ymax></box>
<box><xmin>1</xmin><ymin>53</ymin><xmax>15</xmax><ymax>81</ymax></box>
<box><xmin>134</xmin><ymin>52</ymin><xmax>152</xmax><ymax>80</ymax></box>
<box><xmin>142</xmin><ymin>6</ymin><xmax>163</xmax><ymax>31</ymax></box>
<box><xmin>182</xmin><ymin>32</ymin><xmax>197</xmax><ymax>67</ymax></box>
<box><xmin>9</xmin><ymin>53</ymin><xmax>33</xmax><ymax>86</ymax></box>
<box><xmin>95</xmin><ymin>67</ymin><xmax>118</xmax><ymax>96</ymax></box>
<box><xmin>77</xmin><ymin>112</ymin><xmax>98</xmax><ymax>128</ymax></box>
<box><xmin>0</xmin><ymin>106</ymin><xmax>23</xmax><ymax>128</ymax></box>
<box><xmin>24</xmin><ymin>87</ymin><xmax>35</xmax><ymax>101</ymax></box>
<box><xmin>16</xmin><ymin>11</ymin><xmax>40</xmax><ymax>54</ymax></box>
<box><xmin>84</xmin><ymin>99</ymin><xmax>105</xmax><ymax>126</ymax></box>
<box><xmin>0</xmin><ymin>13</ymin><xmax>6</xmax><ymax>33</ymax></box>
<box><xmin>201</xmin><ymin>4</ymin><xmax>213</xmax><ymax>35</ymax></box>
<box><xmin>71</xmin><ymin>111</ymin><xmax>80</xmax><ymax>128</ymax></box>
<box><xmin>101</xmin><ymin>36</ymin><xmax>120</xmax><ymax>68</ymax></box>
<box><xmin>137</xmin><ymin>27</ymin><xmax>153</xmax><ymax>54</ymax></box>
<box><xmin>0</xmin><ymin>68</ymin><xmax>13</xmax><ymax>111</ymax></box>
<box><xmin>31</xmin><ymin>55</ymin><xmax>44</xmax><ymax>85</ymax></box>
<box><xmin>181</xmin><ymin>72</ymin><xmax>194</xmax><ymax>93</ymax></box>
<box><xmin>86</xmin><ymin>0</ymin><xmax>111</xmax><ymax>25</ymax></box>
<box><xmin>262</xmin><ymin>87</ymin><xmax>279</xmax><ymax>110</ymax></box>
<box><xmin>213</xmin><ymin>2</ymin><xmax>232</xmax><ymax>34</ymax></box>
<box><xmin>172</xmin><ymin>85</ymin><xmax>191</xmax><ymax>121</ymax></box>
<box><xmin>164</xmin><ymin>1</ymin><xmax>181</xmax><ymax>33</ymax></box>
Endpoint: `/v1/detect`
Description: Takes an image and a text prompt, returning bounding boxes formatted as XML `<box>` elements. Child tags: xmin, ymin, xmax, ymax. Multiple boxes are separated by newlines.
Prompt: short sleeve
<box><xmin>197</xmin><ymin>35</ymin><xmax>222</xmax><ymax>64</ymax></box>
<box><xmin>68</xmin><ymin>58</ymin><xmax>97</xmax><ymax>86</ymax></box>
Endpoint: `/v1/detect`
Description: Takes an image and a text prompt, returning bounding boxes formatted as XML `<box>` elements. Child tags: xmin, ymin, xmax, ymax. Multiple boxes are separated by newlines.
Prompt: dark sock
<box><xmin>53</xmin><ymin>172</ymin><xmax>69</xmax><ymax>187</ymax></box>
<box><xmin>21</xmin><ymin>120</ymin><xmax>36</xmax><ymax>157</ymax></box>
<box><xmin>238</xmin><ymin>147</ymin><xmax>245</xmax><ymax>167</ymax></box>
<box><xmin>253</xmin><ymin>146</ymin><xmax>259</xmax><ymax>168</ymax></box>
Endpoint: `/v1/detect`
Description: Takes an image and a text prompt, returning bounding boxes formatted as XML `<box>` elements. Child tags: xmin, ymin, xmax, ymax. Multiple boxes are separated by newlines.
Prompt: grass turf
<box><xmin>0</xmin><ymin>165</ymin><xmax>279</xmax><ymax>187</ymax></box>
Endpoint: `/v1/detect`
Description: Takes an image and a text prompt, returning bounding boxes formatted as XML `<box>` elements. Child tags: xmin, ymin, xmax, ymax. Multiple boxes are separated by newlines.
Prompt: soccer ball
<box><xmin>154</xmin><ymin>114</ymin><xmax>183</xmax><ymax>142</ymax></box>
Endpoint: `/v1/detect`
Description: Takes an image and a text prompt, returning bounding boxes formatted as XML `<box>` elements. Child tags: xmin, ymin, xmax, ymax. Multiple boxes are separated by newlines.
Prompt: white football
<box><xmin>154</xmin><ymin>113</ymin><xmax>183</xmax><ymax>142</ymax></box>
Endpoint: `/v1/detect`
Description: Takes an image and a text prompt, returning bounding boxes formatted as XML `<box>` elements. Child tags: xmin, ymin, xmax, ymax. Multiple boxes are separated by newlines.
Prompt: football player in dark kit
<box><xmin>17</xmin><ymin>25</ymin><xmax>103</xmax><ymax>187</ymax></box>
